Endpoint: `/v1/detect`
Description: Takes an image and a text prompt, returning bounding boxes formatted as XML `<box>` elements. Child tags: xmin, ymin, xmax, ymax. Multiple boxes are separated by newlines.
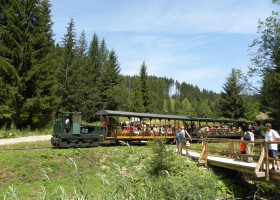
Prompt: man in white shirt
<box><xmin>65</xmin><ymin>117</ymin><xmax>70</xmax><ymax>126</ymax></box>
<box><xmin>265</xmin><ymin>123</ymin><xmax>280</xmax><ymax>170</ymax></box>
<box><xmin>65</xmin><ymin>115</ymin><xmax>70</xmax><ymax>133</ymax></box>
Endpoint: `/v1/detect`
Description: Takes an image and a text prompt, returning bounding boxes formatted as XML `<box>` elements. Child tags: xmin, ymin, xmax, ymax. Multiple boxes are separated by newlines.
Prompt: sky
<box><xmin>49</xmin><ymin>0</ymin><xmax>277</xmax><ymax>93</ymax></box>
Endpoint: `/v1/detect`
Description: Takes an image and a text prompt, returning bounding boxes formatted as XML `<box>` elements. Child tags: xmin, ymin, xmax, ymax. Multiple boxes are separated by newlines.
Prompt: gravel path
<box><xmin>0</xmin><ymin>135</ymin><xmax>52</xmax><ymax>146</ymax></box>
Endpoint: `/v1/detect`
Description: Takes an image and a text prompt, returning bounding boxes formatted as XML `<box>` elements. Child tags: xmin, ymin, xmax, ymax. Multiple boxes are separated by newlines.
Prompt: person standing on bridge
<box><xmin>245</xmin><ymin>127</ymin><xmax>255</xmax><ymax>162</ymax></box>
<box><xmin>265</xmin><ymin>123</ymin><xmax>280</xmax><ymax>170</ymax></box>
<box><xmin>175</xmin><ymin>128</ymin><xmax>183</xmax><ymax>154</ymax></box>
<box><xmin>240</xmin><ymin>137</ymin><xmax>246</xmax><ymax>161</ymax></box>
<box><xmin>182</xmin><ymin>126</ymin><xmax>192</xmax><ymax>146</ymax></box>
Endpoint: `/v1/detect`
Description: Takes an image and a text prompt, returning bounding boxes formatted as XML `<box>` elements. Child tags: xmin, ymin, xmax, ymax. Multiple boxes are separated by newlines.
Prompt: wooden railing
<box><xmin>180</xmin><ymin>138</ymin><xmax>280</xmax><ymax>181</ymax></box>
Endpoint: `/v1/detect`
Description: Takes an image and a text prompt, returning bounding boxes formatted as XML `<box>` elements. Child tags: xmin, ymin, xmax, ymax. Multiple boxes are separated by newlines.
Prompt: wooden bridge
<box><xmin>178</xmin><ymin>138</ymin><xmax>280</xmax><ymax>181</ymax></box>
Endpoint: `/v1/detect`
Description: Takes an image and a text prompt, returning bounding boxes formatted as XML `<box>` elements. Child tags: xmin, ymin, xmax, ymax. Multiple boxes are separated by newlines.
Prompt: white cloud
<box><xmin>85</xmin><ymin>0</ymin><xmax>274</xmax><ymax>34</ymax></box>
<box><xmin>52</xmin><ymin>0</ymin><xmax>275</xmax><ymax>36</ymax></box>
<box><xmin>50</xmin><ymin>0</ymin><xmax>276</xmax><ymax>92</ymax></box>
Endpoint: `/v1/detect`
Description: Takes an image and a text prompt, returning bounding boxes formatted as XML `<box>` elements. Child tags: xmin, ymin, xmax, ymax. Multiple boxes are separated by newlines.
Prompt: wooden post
<box><xmin>260</xmin><ymin>143</ymin><xmax>264</xmax><ymax>172</ymax></box>
<box><xmin>199</xmin><ymin>139</ymin><xmax>208</xmax><ymax>167</ymax></box>
<box><xmin>228</xmin><ymin>141</ymin><xmax>234</xmax><ymax>158</ymax></box>
<box><xmin>232</xmin><ymin>141</ymin><xmax>235</xmax><ymax>159</ymax></box>
<box><xmin>255</xmin><ymin>143</ymin><xmax>265</xmax><ymax>173</ymax></box>
<box><xmin>199</xmin><ymin>139</ymin><xmax>206</xmax><ymax>164</ymax></box>
<box><xmin>205</xmin><ymin>140</ymin><xmax>208</xmax><ymax>167</ymax></box>
<box><xmin>265</xmin><ymin>143</ymin><xmax>269</xmax><ymax>181</ymax></box>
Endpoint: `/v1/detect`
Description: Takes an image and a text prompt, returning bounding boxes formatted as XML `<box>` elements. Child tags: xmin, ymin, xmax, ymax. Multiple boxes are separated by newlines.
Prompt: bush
<box><xmin>147</xmin><ymin>138</ymin><xmax>174</xmax><ymax>176</ymax></box>
<box><xmin>143</xmin><ymin>138</ymin><xmax>229</xmax><ymax>199</ymax></box>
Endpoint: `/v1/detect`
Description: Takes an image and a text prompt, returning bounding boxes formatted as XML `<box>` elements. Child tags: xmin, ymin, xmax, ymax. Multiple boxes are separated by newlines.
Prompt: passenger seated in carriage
<box><xmin>133</xmin><ymin>125</ymin><xmax>141</xmax><ymax>136</ymax></box>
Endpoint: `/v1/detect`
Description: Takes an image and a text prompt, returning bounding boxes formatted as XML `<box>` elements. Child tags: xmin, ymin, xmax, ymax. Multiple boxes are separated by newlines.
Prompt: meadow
<box><xmin>0</xmin><ymin>139</ymin><xmax>226</xmax><ymax>199</ymax></box>
<box><xmin>0</xmin><ymin>139</ymin><xmax>279</xmax><ymax>199</ymax></box>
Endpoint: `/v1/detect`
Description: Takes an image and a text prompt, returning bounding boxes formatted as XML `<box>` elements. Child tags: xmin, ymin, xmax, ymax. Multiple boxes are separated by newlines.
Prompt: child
<box><xmin>175</xmin><ymin>128</ymin><xmax>182</xmax><ymax>153</ymax></box>
<box><xmin>240</xmin><ymin>137</ymin><xmax>246</xmax><ymax>161</ymax></box>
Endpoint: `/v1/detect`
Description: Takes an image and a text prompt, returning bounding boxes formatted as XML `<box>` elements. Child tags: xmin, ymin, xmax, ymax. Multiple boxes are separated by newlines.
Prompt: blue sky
<box><xmin>50</xmin><ymin>0</ymin><xmax>276</xmax><ymax>93</ymax></box>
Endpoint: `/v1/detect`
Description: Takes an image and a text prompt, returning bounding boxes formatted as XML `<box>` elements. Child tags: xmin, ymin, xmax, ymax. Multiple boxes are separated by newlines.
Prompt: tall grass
<box><xmin>1</xmin><ymin>141</ymin><xmax>280</xmax><ymax>199</ymax></box>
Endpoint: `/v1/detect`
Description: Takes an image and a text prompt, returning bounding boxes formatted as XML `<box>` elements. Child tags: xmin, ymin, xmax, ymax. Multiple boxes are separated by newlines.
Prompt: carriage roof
<box><xmin>95</xmin><ymin>110</ymin><xmax>245</xmax><ymax>124</ymax></box>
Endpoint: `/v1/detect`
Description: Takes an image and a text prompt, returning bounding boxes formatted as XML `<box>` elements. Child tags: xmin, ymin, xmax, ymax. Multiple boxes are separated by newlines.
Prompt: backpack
<box><xmin>244</xmin><ymin>131</ymin><xmax>251</xmax><ymax>141</ymax></box>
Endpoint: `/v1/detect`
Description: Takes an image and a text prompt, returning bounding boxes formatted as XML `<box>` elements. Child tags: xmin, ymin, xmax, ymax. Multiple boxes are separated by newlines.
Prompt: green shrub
<box><xmin>254</xmin><ymin>181</ymin><xmax>280</xmax><ymax>199</ymax></box>
<box><xmin>147</xmin><ymin>138</ymin><xmax>174</xmax><ymax>176</ymax></box>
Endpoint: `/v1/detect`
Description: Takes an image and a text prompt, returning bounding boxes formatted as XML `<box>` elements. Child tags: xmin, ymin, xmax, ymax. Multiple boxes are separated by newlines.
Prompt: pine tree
<box><xmin>76</xmin><ymin>30</ymin><xmax>88</xmax><ymax>57</ymax></box>
<box><xmin>218</xmin><ymin>68</ymin><xmax>246</xmax><ymax>119</ymax></box>
<box><xmin>99</xmin><ymin>38</ymin><xmax>109</xmax><ymax>72</ymax></box>
<box><xmin>0</xmin><ymin>0</ymin><xmax>57</xmax><ymax>128</ymax></box>
<box><xmin>139</xmin><ymin>61</ymin><xmax>151</xmax><ymax>112</ymax></box>
<box><xmin>99</xmin><ymin>50</ymin><xmax>123</xmax><ymax>110</ymax></box>
<box><xmin>0</xmin><ymin>58</ymin><xmax>18</xmax><ymax>128</ymax></box>
<box><xmin>83</xmin><ymin>33</ymin><xmax>102</xmax><ymax>119</ymax></box>
<box><xmin>180</xmin><ymin>98</ymin><xmax>195</xmax><ymax>117</ymax></box>
<box><xmin>132</xmin><ymin>77</ymin><xmax>145</xmax><ymax>112</ymax></box>
<box><xmin>57</xmin><ymin>18</ymin><xmax>78</xmax><ymax>112</ymax></box>
<box><xmin>260</xmin><ymin>71</ymin><xmax>280</xmax><ymax>122</ymax></box>
<box><xmin>197</xmin><ymin>100</ymin><xmax>213</xmax><ymax>118</ymax></box>
<box><xmin>71</xmin><ymin>30</ymin><xmax>88</xmax><ymax>112</ymax></box>
<box><xmin>249</xmin><ymin>10</ymin><xmax>280</xmax><ymax>125</ymax></box>
<box><xmin>88</xmin><ymin>33</ymin><xmax>102</xmax><ymax>80</ymax></box>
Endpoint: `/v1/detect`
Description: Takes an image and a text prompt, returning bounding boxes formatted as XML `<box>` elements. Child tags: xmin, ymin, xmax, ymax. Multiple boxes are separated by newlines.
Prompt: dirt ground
<box><xmin>0</xmin><ymin>135</ymin><xmax>51</xmax><ymax>146</ymax></box>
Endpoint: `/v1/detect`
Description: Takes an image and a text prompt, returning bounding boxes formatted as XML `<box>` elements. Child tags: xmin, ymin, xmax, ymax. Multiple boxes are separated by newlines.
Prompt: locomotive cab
<box><xmin>51</xmin><ymin>111</ymin><xmax>103</xmax><ymax>148</ymax></box>
<box><xmin>53</xmin><ymin>112</ymin><xmax>81</xmax><ymax>134</ymax></box>
<box><xmin>65</xmin><ymin>113</ymin><xmax>82</xmax><ymax>134</ymax></box>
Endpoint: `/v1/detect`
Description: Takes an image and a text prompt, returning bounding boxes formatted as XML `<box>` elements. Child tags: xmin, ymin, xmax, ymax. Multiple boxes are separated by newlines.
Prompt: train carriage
<box><xmin>96</xmin><ymin>110</ymin><xmax>179</xmax><ymax>144</ymax></box>
<box><xmin>95</xmin><ymin>110</ymin><xmax>253</xmax><ymax>143</ymax></box>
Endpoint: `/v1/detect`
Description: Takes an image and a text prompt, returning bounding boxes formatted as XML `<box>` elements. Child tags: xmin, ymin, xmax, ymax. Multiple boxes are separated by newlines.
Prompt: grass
<box><xmin>0</xmin><ymin>140</ymin><xmax>52</xmax><ymax>150</ymax></box>
<box><xmin>0</xmin><ymin>139</ymin><xmax>280</xmax><ymax>199</ymax></box>
<box><xmin>0</xmin><ymin>140</ymin><xmax>231</xmax><ymax>199</ymax></box>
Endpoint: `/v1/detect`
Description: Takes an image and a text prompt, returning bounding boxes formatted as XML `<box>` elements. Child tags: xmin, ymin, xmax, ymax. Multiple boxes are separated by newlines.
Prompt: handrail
<box><xmin>188</xmin><ymin>138</ymin><xmax>280</xmax><ymax>181</ymax></box>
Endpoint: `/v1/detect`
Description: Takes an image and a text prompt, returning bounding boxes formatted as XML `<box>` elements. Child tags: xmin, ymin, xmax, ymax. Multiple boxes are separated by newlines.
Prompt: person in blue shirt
<box><xmin>175</xmin><ymin>126</ymin><xmax>192</xmax><ymax>154</ymax></box>
<box><xmin>175</xmin><ymin>127</ymin><xmax>182</xmax><ymax>153</ymax></box>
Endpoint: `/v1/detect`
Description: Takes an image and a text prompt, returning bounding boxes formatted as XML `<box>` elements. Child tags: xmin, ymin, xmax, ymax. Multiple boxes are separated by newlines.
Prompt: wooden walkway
<box><xmin>178</xmin><ymin>138</ymin><xmax>280</xmax><ymax>181</ymax></box>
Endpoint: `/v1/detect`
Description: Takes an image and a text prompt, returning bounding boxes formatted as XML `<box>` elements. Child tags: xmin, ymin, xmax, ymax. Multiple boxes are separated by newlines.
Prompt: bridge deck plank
<box><xmin>180</xmin><ymin>149</ymin><xmax>280</xmax><ymax>179</ymax></box>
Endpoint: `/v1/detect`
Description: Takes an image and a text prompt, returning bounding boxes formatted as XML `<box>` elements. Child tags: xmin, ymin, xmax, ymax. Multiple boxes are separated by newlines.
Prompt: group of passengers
<box><xmin>119</xmin><ymin>122</ymin><xmax>190</xmax><ymax>136</ymax></box>
<box><xmin>118</xmin><ymin>121</ymin><xmax>246</xmax><ymax>136</ymax></box>
<box><xmin>196</xmin><ymin>125</ymin><xmax>243</xmax><ymax>135</ymax></box>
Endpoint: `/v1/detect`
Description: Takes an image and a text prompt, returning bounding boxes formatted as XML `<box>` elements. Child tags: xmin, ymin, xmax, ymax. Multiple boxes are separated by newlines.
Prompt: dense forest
<box><xmin>1</xmin><ymin>0</ymin><xmax>280</xmax><ymax>130</ymax></box>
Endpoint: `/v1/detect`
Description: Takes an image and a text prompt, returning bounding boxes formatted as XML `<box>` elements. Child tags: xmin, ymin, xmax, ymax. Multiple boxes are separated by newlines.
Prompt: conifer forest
<box><xmin>1</xmin><ymin>0</ymin><xmax>280</xmax><ymax>130</ymax></box>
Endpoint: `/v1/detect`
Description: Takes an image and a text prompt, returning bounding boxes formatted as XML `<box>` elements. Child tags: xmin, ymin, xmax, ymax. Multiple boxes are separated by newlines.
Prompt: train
<box><xmin>51</xmin><ymin>112</ymin><xmax>106</xmax><ymax>148</ymax></box>
<box><xmin>51</xmin><ymin>110</ymin><xmax>262</xmax><ymax>148</ymax></box>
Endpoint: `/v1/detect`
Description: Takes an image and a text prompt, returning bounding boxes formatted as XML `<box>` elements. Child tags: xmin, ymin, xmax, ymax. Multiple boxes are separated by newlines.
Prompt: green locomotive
<box><xmin>51</xmin><ymin>111</ymin><xmax>106</xmax><ymax>148</ymax></box>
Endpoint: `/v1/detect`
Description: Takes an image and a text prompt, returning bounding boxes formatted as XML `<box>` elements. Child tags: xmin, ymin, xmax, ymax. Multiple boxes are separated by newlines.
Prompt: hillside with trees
<box><xmin>2</xmin><ymin>0</ymin><xmax>279</xmax><ymax>130</ymax></box>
